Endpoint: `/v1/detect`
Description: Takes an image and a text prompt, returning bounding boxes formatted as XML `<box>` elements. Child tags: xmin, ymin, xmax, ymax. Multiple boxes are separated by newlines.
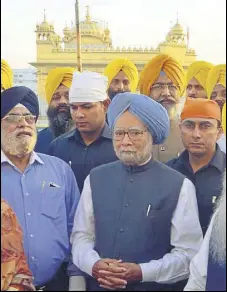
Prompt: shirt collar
<box><xmin>178</xmin><ymin>144</ymin><xmax>226</xmax><ymax>173</ymax></box>
<box><xmin>67</xmin><ymin>123</ymin><xmax>112</xmax><ymax>141</ymax></box>
<box><xmin>1</xmin><ymin>150</ymin><xmax>44</xmax><ymax>166</ymax></box>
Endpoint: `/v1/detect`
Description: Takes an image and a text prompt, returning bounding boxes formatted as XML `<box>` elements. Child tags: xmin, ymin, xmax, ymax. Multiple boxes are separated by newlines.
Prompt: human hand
<box><xmin>92</xmin><ymin>259</ymin><xmax>127</xmax><ymax>290</ymax></box>
<box><xmin>99</xmin><ymin>262</ymin><xmax>142</xmax><ymax>284</ymax></box>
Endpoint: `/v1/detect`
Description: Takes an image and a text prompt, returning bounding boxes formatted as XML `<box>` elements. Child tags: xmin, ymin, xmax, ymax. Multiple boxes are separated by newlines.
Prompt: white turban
<box><xmin>69</xmin><ymin>71</ymin><xmax>108</xmax><ymax>103</ymax></box>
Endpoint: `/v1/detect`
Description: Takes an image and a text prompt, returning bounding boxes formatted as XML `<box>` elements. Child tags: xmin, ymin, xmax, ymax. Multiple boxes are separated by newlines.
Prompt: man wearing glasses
<box><xmin>71</xmin><ymin>92</ymin><xmax>203</xmax><ymax>291</ymax></box>
<box><xmin>139</xmin><ymin>54</ymin><xmax>186</xmax><ymax>162</ymax></box>
<box><xmin>1</xmin><ymin>86</ymin><xmax>81</xmax><ymax>291</ymax></box>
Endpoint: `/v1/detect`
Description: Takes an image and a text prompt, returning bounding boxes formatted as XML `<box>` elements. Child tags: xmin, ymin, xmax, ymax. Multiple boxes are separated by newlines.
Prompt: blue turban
<box><xmin>107</xmin><ymin>92</ymin><xmax>170</xmax><ymax>145</ymax></box>
<box><xmin>1</xmin><ymin>86</ymin><xmax>39</xmax><ymax>121</ymax></box>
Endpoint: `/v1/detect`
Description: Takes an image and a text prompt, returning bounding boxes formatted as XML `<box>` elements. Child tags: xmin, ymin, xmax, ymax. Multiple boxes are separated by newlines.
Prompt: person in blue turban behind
<box><xmin>70</xmin><ymin>92</ymin><xmax>203</xmax><ymax>291</ymax></box>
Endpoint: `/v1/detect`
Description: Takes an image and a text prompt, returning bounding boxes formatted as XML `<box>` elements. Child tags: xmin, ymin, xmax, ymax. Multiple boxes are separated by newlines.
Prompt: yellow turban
<box><xmin>186</xmin><ymin>61</ymin><xmax>213</xmax><ymax>91</ymax></box>
<box><xmin>1</xmin><ymin>59</ymin><xmax>13</xmax><ymax>90</ymax></box>
<box><xmin>45</xmin><ymin>67</ymin><xmax>75</xmax><ymax>104</ymax></box>
<box><xmin>222</xmin><ymin>103</ymin><xmax>226</xmax><ymax>136</ymax></box>
<box><xmin>103</xmin><ymin>58</ymin><xmax>139</xmax><ymax>92</ymax></box>
<box><xmin>139</xmin><ymin>54</ymin><xmax>186</xmax><ymax>97</ymax></box>
<box><xmin>206</xmin><ymin>64</ymin><xmax>226</xmax><ymax>99</ymax></box>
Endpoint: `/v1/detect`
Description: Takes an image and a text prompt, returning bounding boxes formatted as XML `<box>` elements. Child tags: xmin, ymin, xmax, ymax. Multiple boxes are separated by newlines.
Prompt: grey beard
<box><xmin>210</xmin><ymin>171</ymin><xmax>226</xmax><ymax>265</ymax></box>
<box><xmin>49</xmin><ymin>112</ymin><xmax>74</xmax><ymax>138</ymax></box>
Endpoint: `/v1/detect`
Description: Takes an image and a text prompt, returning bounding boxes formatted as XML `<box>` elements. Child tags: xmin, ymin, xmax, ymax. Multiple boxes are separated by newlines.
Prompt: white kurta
<box><xmin>184</xmin><ymin>215</ymin><xmax>215</xmax><ymax>291</ymax></box>
<box><xmin>217</xmin><ymin>134</ymin><xmax>226</xmax><ymax>153</ymax></box>
<box><xmin>71</xmin><ymin>176</ymin><xmax>203</xmax><ymax>284</ymax></box>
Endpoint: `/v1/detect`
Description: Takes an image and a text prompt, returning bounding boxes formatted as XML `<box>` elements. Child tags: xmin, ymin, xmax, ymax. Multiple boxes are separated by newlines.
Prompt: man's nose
<box><xmin>215</xmin><ymin>93</ymin><xmax>225</xmax><ymax>101</ymax></box>
<box><xmin>188</xmin><ymin>87</ymin><xmax>196</xmax><ymax>95</ymax></box>
<box><xmin>121</xmin><ymin>133</ymin><xmax>132</xmax><ymax>145</ymax></box>
<box><xmin>75</xmin><ymin>108</ymin><xmax>85</xmax><ymax>118</ymax></box>
<box><xmin>117</xmin><ymin>82</ymin><xmax>124</xmax><ymax>91</ymax></box>
<box><xmin>18</xmin><ymin>117</ymin><xmax>28</xmax><ymax>127</ymax></box>
<box><xmin>59</xmin><ymin>96</ymin><xmax>68</xmax><ymax>104</ymax></box>
<box><xmin>161</xmin><ymin>85</ymin><xmax>171</xmax><ymax>96</ymax></box>
<box><xmin>192</xmin><ymin>126</ymin><xmax>201</xmax><ymax>138</ymax></box>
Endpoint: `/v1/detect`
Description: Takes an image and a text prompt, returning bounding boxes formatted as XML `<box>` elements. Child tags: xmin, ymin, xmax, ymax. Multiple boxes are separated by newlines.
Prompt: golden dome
<box><xmin>79</xmin><ymin>6</ymin><xmax>106</xmax><ymax>36</ymax></box>
<box><xmin>38</xmin><ymin>10</ymin><xmax>51</xmax><ymax>31</ymax></box>
<box><xmin>170</xmin><ymin>21</ymin><xmax>185</xmax><ymax>36</ymax></box>
<box><xmin>63</xmin><ymin>24</ymin><xmax>70</xmax><ymax>34</ymax></box>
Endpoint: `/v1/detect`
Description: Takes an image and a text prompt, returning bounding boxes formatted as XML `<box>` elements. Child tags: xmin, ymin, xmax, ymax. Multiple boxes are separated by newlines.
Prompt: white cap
<box><xmin>69</xmin><ymin>71</ymin><xmax>108</xmax><ymax>103</ymax></box>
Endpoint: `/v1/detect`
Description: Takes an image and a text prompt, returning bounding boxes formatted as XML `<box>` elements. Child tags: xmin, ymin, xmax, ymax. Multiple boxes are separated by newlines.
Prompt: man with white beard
<box><xmin>1</xmin><ymin>86</ymin><xmax>81</xmax><ymax>290</ymax></box>
<box><xmin>184</xmin><ymin>170</ymin><xmax>226</xmax><ymax>291</ymax></box>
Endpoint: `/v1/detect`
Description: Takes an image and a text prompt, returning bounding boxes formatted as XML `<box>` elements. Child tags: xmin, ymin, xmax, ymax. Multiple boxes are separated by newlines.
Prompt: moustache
<box><xmin>187</xmin><ymin>94</ymin><xmax>197</xmax><ymax>99</ymax></box>
<box><xmin>47</xmin><ymin>104</ymin><xmax>70</xmax><ymax>118</ymax></box>
<box><xmin>56</xmin><ymin>104</ymin><xmax>70</xmax><ymax>111</ymax></box>
<box><xmin>157</xmin><ymin>97</ymin><xmax>176</xmax><ymax>104</ymax></box>
<box><xmin>108</xmin><ymin>89</ymin><xmax>129</xmax><ymax>100</ymax></box>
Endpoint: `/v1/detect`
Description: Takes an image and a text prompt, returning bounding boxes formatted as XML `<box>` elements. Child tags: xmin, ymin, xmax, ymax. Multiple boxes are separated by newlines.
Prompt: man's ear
<box><xmin>102</xmin><ymin>98</ymin><xmax>111</xmax><ymax>112</ymax></box>
<box><xmin>217</xmin><ymin>126</ymin><xmax>223</xmax><ymax>140</ymax></box>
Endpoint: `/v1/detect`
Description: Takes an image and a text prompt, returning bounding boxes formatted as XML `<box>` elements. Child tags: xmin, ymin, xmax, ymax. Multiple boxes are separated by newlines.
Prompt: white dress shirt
<box><xmin>71</xmin><ymin>176</ymin><xmax>203</xmax><ymax>284</ymax></box>
<box><xmin>217</xmin><ymin>134</ymin><xmax>226</xmax><ymax>153</ymax></box>
<box><xmin>184</xmin><ymin>215</ymin><xmax>214</xmax><ymax>291</ymax></box>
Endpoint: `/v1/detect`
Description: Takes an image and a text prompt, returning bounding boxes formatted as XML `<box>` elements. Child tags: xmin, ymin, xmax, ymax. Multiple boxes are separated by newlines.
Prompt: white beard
<box><xmin>210</xmin><ymin>170</ymin><xmax>226</xmax><ymax>265</ymax></box>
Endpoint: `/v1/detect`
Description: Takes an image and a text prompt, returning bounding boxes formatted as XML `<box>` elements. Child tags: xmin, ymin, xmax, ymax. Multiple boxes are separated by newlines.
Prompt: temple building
<box><xmin>30</xmin><ymin>6</ymin><xmax>196</xmax><ymax>99</ymax></box>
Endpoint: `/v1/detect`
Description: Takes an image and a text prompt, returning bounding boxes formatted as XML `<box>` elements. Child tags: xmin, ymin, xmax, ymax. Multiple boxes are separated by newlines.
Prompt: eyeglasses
<box><xmin>113</xmin><ymin>128</ymin><xmax>147</xmax><ymax>141</ymax></box>
<box><xmin>151</xmin><ymin>84</ymin><xmax>178</xmax><ymax>93</ymax></box>
<box><xmin>2</xmin><ymin>114</ymin><xmax>36</xmax><ymax>124</ymax></box>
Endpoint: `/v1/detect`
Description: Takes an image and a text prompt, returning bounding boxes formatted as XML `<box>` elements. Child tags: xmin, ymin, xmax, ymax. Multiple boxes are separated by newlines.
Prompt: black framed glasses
<box><xmin>2</xmin><ymin>114</ymin><xmax>36</xmax><ymax>124</ymax></box>
<box><xmin>113</xmin><ymin>128</ymin><xmax>148</xmax><ymax>141</ymax></box>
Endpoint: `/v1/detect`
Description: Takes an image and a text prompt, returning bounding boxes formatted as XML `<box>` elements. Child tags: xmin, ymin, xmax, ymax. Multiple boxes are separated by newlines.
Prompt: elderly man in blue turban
<box><xmin>1</xmin><ymin>86</ymin><xmax>81</xmax><ymax>291</ymax></box>
<box><xmin>71</xmin><ymin>92</ymin><xmax>203</xmax><ymax>291</ymax></box>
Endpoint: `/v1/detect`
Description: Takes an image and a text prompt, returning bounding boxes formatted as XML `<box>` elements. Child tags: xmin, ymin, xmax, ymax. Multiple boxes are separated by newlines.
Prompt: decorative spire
<box><xmin>44</xmin><ymin>9</ymin><xmax>46</xmax><ymax>22</ymax></box>
<box><xmin>176</xmin><ymin>12</ymin><xmax>179</xmax><ymax>23</ymax></box>
<box><xmin>86</xmin><ymin>5</ymin><xmax>91</xmax><ymax>22</ymax></box>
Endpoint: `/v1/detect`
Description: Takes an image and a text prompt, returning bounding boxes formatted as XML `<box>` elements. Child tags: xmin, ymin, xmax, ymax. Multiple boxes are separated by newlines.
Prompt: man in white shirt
<box><xmin>71</xmin><ymin>92</ymin><xmax>203</xmax><ymax>291</ymax></box>
<box><xmin>185</xmin><ymin>170</ymin><xmax>226</xmax><ymax>291</ymax></box>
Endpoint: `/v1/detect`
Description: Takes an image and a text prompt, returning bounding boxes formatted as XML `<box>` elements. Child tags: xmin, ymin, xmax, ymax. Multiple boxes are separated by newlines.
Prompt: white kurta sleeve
<box><xmin>184</xmin><ymin>215</ymin><xmax>214</xmax><ymax>291</ymax></box>
<box><xmin>70</xmin><ymin>175</ymin><xmax>100</xmax><ymax>276</ymax></box>
<box><xmin>139</xmin><ymin>178</ymin><xmax>203</xmax><ymax>283</ymax></box>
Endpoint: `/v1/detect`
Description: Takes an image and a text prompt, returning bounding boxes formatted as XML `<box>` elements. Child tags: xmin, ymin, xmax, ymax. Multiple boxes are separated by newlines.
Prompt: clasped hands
<box><xmin>92</xmin><ymin>258</ymin><xmax>142</xmax><ymax>290</ymax></box>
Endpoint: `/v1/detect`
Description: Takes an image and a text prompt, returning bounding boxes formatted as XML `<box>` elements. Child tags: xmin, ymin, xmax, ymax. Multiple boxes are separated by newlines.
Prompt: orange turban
<box><xmin>186</xmin><ymin>61</ymin><xmax>213</xmax><ymax>90</ymax></box>
<box><xmin>1</xmin><ymin>59</ymin><xmax>13</xmax><ymax>90</ymax></box>
<box><xmin>45</xmin><ymin>67</ymin><xmax>75</xmax><ymax>105</ymax></box>
<box><xmin>139</xmin><ymin>54</ymin><xmax>186</xmax><ymax>97</ymax></box>
<box><xmin>206</xmin><ymin>64</ymin><xmax>226</xmax><ymax>99</ymax></box>
<box><xmin>222</xmin><ymin>103</ymin><xmax>226</xmax><ymax>135</ymax></box>
<box><xmin>103</xmin><ymin>58</ymin><xmax>139</xmax><ymax>92</ymax></box>
<box><xmin>181</xmin><ymin>98</ymin><xmax>221</xmax><ymax>122</ymax></box>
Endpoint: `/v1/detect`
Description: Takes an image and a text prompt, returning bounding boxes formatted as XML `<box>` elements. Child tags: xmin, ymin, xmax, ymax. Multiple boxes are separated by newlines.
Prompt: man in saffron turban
<box><xmin>186</xmin><ymin>61</ymin><xmax>213</xmax><ymax>99</ymax></box>
<box><xmin>139</xmin><ymin>54</ymin><xmax>186</xmax><ymax>162</ymax></box>
<box><xmin>1</xmin><ymin>59</ymin><xmax>13</xmax><ymax>91</ymax></box>
<box><xmin>104</xmin><ymin>58</ymin><xmax>139</xmax><ymax>100</ymax></box>
<box><xmin>35</xmin><ymin>67</ymin><xmax>75</xmax><ymax>154</ymax></box>
<box><xmin>207</xmin><ymin>64</ymin><xmax>226</xmax><ymax>153</ymax></box>
<box><xmin>167</xmin><ymin>98</ymin><xmax>225</xmax><ymax>237</ymax></box>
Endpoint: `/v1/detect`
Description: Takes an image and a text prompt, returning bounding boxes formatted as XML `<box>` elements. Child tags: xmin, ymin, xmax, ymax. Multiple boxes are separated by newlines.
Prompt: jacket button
<box><xmin>129</xmin><ymin>178</ymin><xmax>133</xmax><ymax>182</ymax></box>
<box><xmin>125</xmin><ymin>204</ymin><xmax>129</xmax><ymax>207</ymax></box>
<box><xmin>120</xmin><ymin>228</ymin><xmax>125</xmax><ymax>232</ymax></box>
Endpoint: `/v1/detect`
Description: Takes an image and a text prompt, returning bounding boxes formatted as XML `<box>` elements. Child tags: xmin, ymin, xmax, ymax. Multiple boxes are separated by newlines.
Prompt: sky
<box><xmin>1</xmin><ymin>0</ymin><xmax>226</xmax><ymax>69</ymax></box>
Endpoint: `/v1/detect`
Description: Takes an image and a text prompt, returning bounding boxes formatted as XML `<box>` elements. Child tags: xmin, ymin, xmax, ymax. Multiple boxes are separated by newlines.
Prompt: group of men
<box><xmin>1</xmin><ymin>53</ymin><xmax>226</xmax><ymax>291</ymax></box>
